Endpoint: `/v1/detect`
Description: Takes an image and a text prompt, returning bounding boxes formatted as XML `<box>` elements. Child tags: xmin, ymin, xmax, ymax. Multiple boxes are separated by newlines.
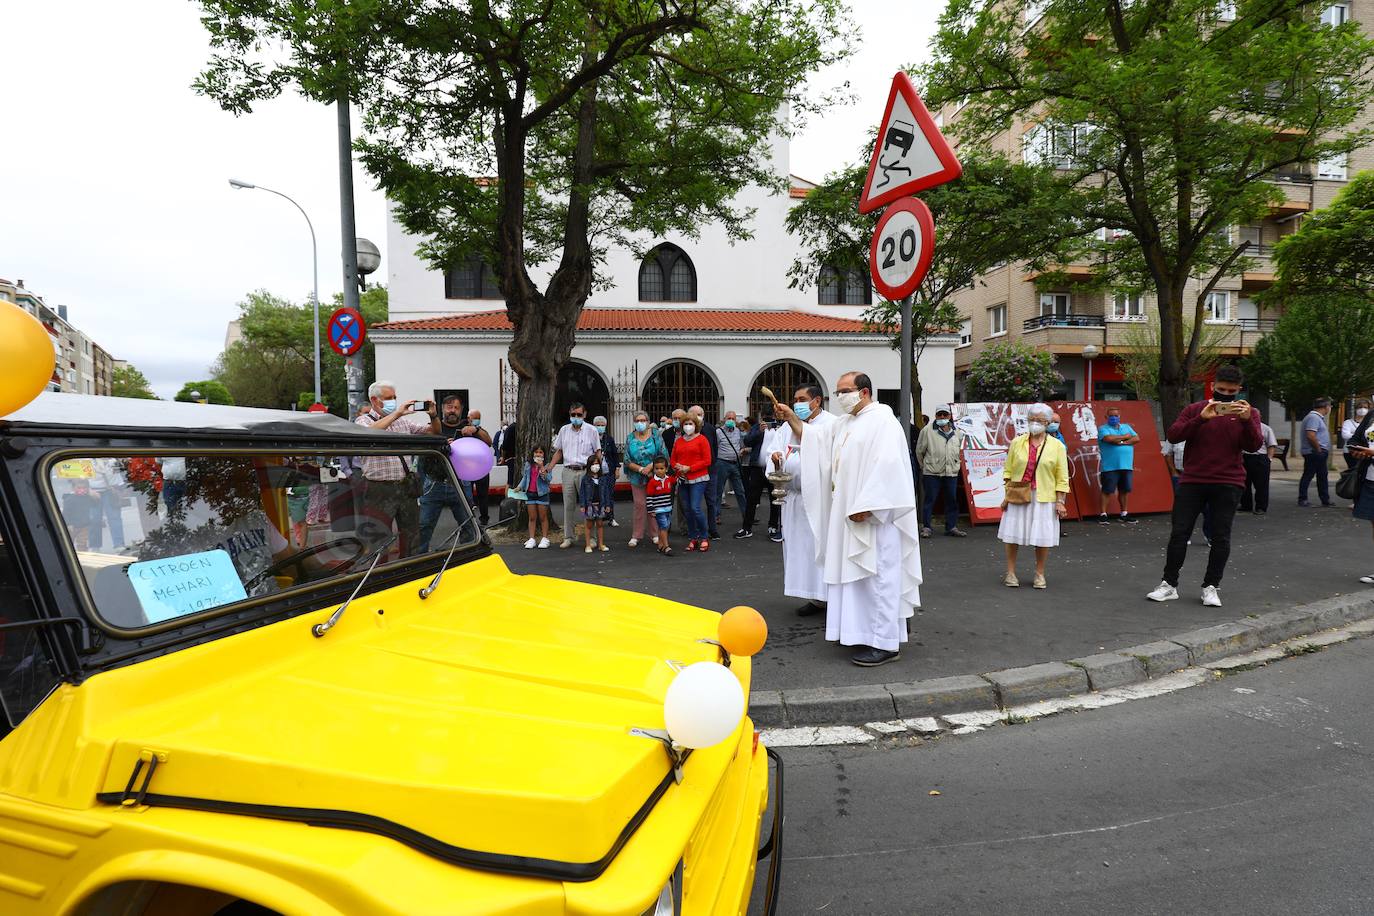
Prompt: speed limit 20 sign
<box><xmin>868</xmin><ymin>197</ymin><xmax>935</xmax><ymax>301</ymax></box>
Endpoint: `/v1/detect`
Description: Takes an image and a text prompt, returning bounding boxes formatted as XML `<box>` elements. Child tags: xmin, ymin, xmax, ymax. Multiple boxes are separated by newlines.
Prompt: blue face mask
<box><xmin>595</xmin><ymin>425</ymin><xmax>606</xmax><ymax>434</ymax></box>
<box><xmin>471</xmin><ymin>418</ymin><xmax>481</xmax><ymax>428</ymax></box>
<box><xmin>725</xmin><ymin>419</ymin><xmax>736</xmax><ymax>429</ymax></box>
<box><xmin>570</xmin><ymin>416</ymin><xmax>583</xmax><ymax>427</ymax></box>
<box><xmin>1048</xmin><ymin>422</ymin><xmax>1060</xmax><ymax>433</ymax></box>
<box><xmin>1108</xmin><ymin>416</ymin><xmax>1120</xmax><ymax>426</ymax></box>
<box><xmin>635</xmin><ymin>421</ymin><xmax>648</xmax><ymax>433</ymax></box>
<box><xmin>673</xmin><ymin>419</ymin><xmax>681</xmax><ymax>428</ymax></box>
<box><xmin>379</xmin><ymin>398</ymin><xmax>397</xmax><ymax>415</ymax></box>
<box><xmin>794</xmin><ymin>401</ymin><xmax>812</xmax><ymax>421</ymax></box>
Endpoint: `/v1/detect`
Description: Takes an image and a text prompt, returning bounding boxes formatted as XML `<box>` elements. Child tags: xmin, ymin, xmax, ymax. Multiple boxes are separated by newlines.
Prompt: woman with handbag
<box><xmin>998</xmin><ymin>403</ymin><xmax>1070</xmax><ymax>589</ymax></box>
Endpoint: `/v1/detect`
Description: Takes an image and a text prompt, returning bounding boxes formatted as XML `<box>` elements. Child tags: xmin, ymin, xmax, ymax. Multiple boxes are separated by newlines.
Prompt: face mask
<box><xmin>590</xmin><ymin>463</ymin><xmax>601</xmax><ymax>474</ymax></box>
<box><xmin>635</xmin><ymin>421</ymin><xmax>648</xmax><ymax>432</ymax></box>
<box><xmin>683</xmin><ymin>424</ymin><xmax>697</xmax><ymax>435</ymax></box>
<box><xmin>1212</xmin><ymin>392</ymin><xmax>1237</xmax><ymax>403</ymax></box>
<box><xmin>1048</xmin><ymin>422</ymin><xmax>1060</xmax><ymax>433</ymax></box>
<box><xmin>1108</xmin><ymin>416</ymin><xmax>1120</xmax><ymax>426</ymax></box>
<box><xmin>379</xmin><ymin>398</ymin><xmax>397</xmax><ymax>415</ymax></box>
<box><xmin>533</xmin><ymin>456</ymin><xmax>544</xmax><ymax>465</ymax></box>
<box><xmin>570</xmin><ymin>416</ymin><xmax>584</xmax><ymax>427</ymax></box>
<box><xmin>673</xmin><ymin>419</ymin><xmax>681</xmax><ymax>428</ymax></box>
<box><xmin>834</xmin><ymin>391</ymin><xmax>862</xmax><ymax>415</ymax></box>
<box><xmin>1358</xmin><ymin>409</ymin><xmax>1369</xmax><ymax>419</ymax></box>
<box><xmin>935</xmin><ymin>418</ymin><xmax>950</xmax><ymax>427</ymax></box>
<box><xmin>1029</xmin><ymin>421</ymin><xmax>1047</xmax><ymax>435</ymax></box>
<box><xmin>595</xmin><ymin>425</ymin><xmax>606</xmax><ymax>434</ymax></box>
<box><xmin>470</xmin><ymin>418</ymin><xmax>482</xmax><ymax>428</ymax></box>
<box><xmin>794</xmin><ymin>401</ymin><xmax>812</xmax><ymax>421</ymax></box>
<box><xmin>725</xmin><ymin>419</ymin><xmax>736</xmax><ymax>429</ymax></box>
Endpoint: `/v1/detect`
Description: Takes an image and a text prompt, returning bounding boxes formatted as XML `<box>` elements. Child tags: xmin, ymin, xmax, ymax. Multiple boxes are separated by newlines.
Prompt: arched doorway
<box><xmin>553</xmin><ymin>361</ymin><xmax>610</xmax><ymax>434</ymax></box>
<box><xmin>642</xmin><ymin>360</ymin><xmax>721</xmax><ymax>424</ymax></box>
<box><xmin>748</xmin><ymin>361</ymin><xmax>824</xmax><ymax>421</ymax></box>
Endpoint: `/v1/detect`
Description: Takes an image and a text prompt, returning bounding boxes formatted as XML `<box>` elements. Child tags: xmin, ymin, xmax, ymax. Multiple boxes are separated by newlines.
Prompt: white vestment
<box><xmin>768</xmin><ymin>411</ymin><xmax>836</xmax><ymax>602</ymax></box>
<box><xmin>800</xmin><ymin>402</ymin><xmax>922</xmax><ymax>650</ymax></box>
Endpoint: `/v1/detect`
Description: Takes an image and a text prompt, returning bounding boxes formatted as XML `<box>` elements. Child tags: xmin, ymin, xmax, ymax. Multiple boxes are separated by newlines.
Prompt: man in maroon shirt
<box><xmin>1147</xmin><ymin>364</ymin><xmax>1262</xmax><ymax>607</ymax></box>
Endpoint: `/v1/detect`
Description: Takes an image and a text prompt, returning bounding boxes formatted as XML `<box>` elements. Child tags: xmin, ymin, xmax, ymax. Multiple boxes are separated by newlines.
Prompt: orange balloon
<box><xmin>0</xmin><ymin>302</ymin><xmax>55</xmax><ymax>417</ymax></box>
<box><xmin>718</xmin><ymin>606</ymin><xmax>768</xmax><ymax>657</ymax></box>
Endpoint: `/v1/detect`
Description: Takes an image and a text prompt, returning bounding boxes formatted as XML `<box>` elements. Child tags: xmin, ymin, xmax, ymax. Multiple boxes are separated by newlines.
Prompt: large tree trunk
<box><xmin>1155</xmin><ymin>278</ymin><xmax>1193</xmax><ymax>427</ymax></box>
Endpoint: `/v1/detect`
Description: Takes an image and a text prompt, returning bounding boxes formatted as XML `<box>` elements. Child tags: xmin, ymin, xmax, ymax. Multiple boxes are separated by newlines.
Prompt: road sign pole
<box><xmin>338</xmin><ymin>87</ymin><xmax>364</xmax><ymax>417</ymax></box>
<box><xmin>900</xmin><ymin>293</ymin><xmax>913</xmax><ymax>441</ymax></box>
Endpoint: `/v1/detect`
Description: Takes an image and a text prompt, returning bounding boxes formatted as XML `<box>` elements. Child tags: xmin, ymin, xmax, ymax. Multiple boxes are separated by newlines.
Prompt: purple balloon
<box><xmin>449</xmin><ymin>436</ymin><xmax>495</xmax><ymax>481</ymax></box>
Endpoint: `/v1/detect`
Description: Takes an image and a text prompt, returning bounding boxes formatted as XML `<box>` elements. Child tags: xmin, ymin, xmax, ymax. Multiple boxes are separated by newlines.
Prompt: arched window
<box><xmin>639</xmin><ymin>244</ymin><xmax>697</xmax><ymax>302</ymax></box>
<box><xmin>818</xmin><ymin>265</ymin><xmax>871</xmax><ymax>305</ymax></box>
<box><xmin>642</xmin><ymin>361</ymin><xmax>720</xmax><ymax>424</ymax></box>
<box><xmin>749</xmin><ymin>361</ymin><xmax>823</xmax><ymax>421</ymax></box>
<box><xmin>445</xmin><ymin>258</ymin><xmax>502</xmax><ymax>299</ymax></box>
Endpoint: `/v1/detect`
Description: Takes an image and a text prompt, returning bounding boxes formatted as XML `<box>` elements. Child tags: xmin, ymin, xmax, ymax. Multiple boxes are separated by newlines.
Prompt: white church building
<box><xmin>372</xmin><ymin>132</ymin><xmax>957</xmax><ymax>438</ymax></box>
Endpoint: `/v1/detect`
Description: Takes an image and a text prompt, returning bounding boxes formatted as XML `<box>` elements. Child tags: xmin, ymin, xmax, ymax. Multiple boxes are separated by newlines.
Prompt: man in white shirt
<box><xmin>550</xmin><ymin>401</ymin><xmax>603</xmax><ymax>548</ymax></box>
<box><xmin>355</xmin><ymin>379</ymin><xmax>441</xmax><ymax>556</ymax></box>
<box><xmin>1240</xmin><ymin>421</ymin><xmax>1279</xmax><ymax>514</ymax></box>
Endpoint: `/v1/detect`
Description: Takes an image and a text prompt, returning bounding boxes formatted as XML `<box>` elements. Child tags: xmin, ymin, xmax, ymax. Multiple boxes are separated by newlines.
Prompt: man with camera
<box><xmin>355</xmin><ymin>380</ymin><xmax>442</xmax><ymax>555</ymax></box>
<box><xmin>1146</xmin><ymin>364</ymin><xmax>1261</xmax><ymax>608</ymax></box>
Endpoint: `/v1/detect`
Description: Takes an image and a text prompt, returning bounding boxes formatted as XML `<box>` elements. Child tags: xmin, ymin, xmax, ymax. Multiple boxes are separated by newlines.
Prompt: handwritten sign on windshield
<box><xmin>128</xmin><ymin>549</ymin><xmax>249</xmax><ymax>623</ymax></box>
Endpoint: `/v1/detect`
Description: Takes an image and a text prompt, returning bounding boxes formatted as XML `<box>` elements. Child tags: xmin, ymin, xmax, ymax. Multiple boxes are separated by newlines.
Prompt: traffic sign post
<box><xmin>858</xmin><ymin>72</ymin><xmax>963</xmax><ymax>215</ymax></box>
<box><xmin>327</xmin><ymin>307</ymin><xmax>366</xmax><ymax>357</ymax></box>
<box><xmin>868</xmin><ymin>197</ymin><xmax>935</xmax><ymax>302</ymax></box>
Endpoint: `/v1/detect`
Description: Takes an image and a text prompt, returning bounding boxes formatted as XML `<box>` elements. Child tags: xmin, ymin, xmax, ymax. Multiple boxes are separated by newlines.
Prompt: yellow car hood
<box><xmin>45</xmin><ymin>556</ymin><xmax>743</xmax><ymax>876</ymax></box>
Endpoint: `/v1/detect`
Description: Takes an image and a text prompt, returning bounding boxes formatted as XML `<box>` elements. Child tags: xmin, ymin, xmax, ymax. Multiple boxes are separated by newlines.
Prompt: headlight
<box><xmin>640</xmin><ymin>862</ymin><xmax>682</xmax><ymax>916</ymax></box>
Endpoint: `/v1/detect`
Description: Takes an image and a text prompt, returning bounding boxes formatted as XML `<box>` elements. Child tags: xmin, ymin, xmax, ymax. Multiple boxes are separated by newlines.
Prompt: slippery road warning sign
<box><xmin>858</xmin><ymin>72</ymin><xmax>963</xmax><ymax>214</ymax></box>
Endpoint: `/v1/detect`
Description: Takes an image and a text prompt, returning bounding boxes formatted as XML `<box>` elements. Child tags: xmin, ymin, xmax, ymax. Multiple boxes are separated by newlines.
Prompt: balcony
<box><xmin>1019</xmin><ymin>314</ymin><xmax>1277</xmax><ymax>355</ymax></box>
<box><xmin>1023</xmin><ymin>313</ymin><xmax>1105</xmax><ymax>330</ymax></box>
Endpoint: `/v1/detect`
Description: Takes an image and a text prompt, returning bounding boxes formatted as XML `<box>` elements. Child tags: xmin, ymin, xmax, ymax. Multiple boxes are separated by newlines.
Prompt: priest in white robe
<box><xmin>767</xmin><ymin>384</ymin><xmax>836</xmax><ymax>617</ymax></box>
<box><xmin>776</xmin><ymin>371</ymin><xmax>922</xmax><ymax>667</ymax></box>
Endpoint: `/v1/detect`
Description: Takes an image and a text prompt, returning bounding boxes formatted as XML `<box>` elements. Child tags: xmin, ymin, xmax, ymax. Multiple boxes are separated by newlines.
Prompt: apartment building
<box><xmin>0</xmin><ymin>277</ymin><xmax>115</xmax><ymax>395</ymax></box>
<box><xmin>943</xmin><ymin>1</ymin><xmax>1371</xmax><ymax>421</ymax></box>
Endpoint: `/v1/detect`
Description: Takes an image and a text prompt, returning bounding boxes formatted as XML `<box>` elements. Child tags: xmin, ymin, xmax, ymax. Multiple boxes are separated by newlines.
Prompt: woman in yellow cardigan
<box><xmin>999</xmin><ymin>403</ymin><xmax>1070</xmax><ymax>588</ymax></box>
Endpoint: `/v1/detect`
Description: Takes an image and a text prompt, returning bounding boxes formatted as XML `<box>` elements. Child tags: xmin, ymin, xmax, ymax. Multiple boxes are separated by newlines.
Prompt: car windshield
<box><xmin>46</xmin><ymin>449</ymin><xmax>477</xmax><ymax>630</ymax></box>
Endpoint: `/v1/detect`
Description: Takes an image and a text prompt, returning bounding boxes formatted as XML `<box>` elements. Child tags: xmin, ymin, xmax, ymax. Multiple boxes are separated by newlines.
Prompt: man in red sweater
<box><xmin>1147</xmin><ymin>364</ymin><xmax>1262</xmax><ymax>607</ymax></box>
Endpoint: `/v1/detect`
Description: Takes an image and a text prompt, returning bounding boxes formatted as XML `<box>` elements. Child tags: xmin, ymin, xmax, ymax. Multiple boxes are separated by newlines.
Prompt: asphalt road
<box><xmin>751</xmin><ymin>636</ymin><xmax>1374</xmax><ymax>915</ymax></box>
<box><xmin>494</xmin><ymin>475</ymin><xmax>1373</xmax><ymax>691</ymax></box>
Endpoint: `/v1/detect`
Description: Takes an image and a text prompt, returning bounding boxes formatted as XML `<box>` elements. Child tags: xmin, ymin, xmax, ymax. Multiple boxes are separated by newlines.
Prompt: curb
<box><xmin>749</xmin><ymin>592</ymin><xmax>1374</xmax><ymax>729</ymax></box>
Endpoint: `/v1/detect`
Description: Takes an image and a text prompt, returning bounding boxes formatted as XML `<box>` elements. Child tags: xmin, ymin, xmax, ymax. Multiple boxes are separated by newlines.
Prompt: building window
<box><xmin>958</xmin><ymin>318</ymin><xmax>972</xmax><ymax>347</ymax></box>
<box><xmin>818</xmin><ymin>266</ymin><xmax>872</xmax><ymax>305</ymax></box>
<box><xmin>444</xmin><ymin>258</ymin><xmax>502</xmax><ymax>299</ymax></box>
<box><xmin>1317</xmin><ymin>152</ymin><xmax>1349</xmax><ymax>180</ymax></box>
<box><xmin>1023</xmin><ymin>0</ymin><xmax>1049</xmax><ymax>31</ymax></box>
<box><xmin>1205</xmin><ymin>290</ymin><xmax>1231</xmax><ymax>323</ymax></box>
<box><xmin>988</xmin><ymin>304</ymin><xmax>1008</xmax><ymax>336</ymax></box>
<box><xmin>1217</xmin><ymin>1</ymin><xmax>1237</xmax><ymax>20</ymax></box>
<box><xmin>1022</xmin><ymin>122</ymin><xmax>1096</xmax><ymax>169</ymax></box>
<box><xmin>642</xmin><ymin>360</ymin><xmax>719</xmax><ymax>422</ymax></box>
<box><xmin>1039</xmin><ymin>292</ymin><xmax>1071</xmax><ymax>317</ymax></box>
<box><xmin>1321</xmin><ymin>3</ymin><xmax>1350</xmax><ymax>26</ymax></box>
<box><xmin>639</xmin><ymin>244</ymin><xmax>697</xmax><ymax>302</ymax></box>
<box><xmin>1110</xmin><ymin>292</ymin><xmax>1145</xmax><ymax>321</ymax></box>
<box><xmin>749</xmin><ymin>361</ymin><xmax>824</xmax><ymax>420</ymax></box>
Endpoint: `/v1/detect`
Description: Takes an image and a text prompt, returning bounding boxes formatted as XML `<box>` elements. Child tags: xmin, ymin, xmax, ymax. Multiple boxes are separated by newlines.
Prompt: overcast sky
<box><xmin>0</xmin><ymin>1</ymin><xmax>940</xmax><ymax>398</ymax></box>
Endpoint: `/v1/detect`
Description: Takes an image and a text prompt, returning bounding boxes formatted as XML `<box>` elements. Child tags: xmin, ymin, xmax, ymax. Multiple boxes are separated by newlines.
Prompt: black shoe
<box><xmin>945</xmin><ymin>528</ymin><xmax>967</xmax><ymax>538</ymax></box>
<box><xmin>851</xmin><ymin>646</ymin><xmax>900</xmax><ymax>667</ymax></box>
<box><xmin>1098</xmin><ymin>514</ymin><xmax>1110</xmax><ymax>525</ymax></box>
<box><xmin>709</xmin><ymin>531</ymin><xmax>721</xmax><ymax>540</ymax></box>
<box><xmin>769</xmin><ymin>531</ymin><xmax>784</xmax><ymax>543</ymax></box>
<box><xmin>1298</xmin><ymin>500</ymin><xmax>1311</xmax><ymax>507</ymax></box>
<box><xmin>1119</xmin><ymin>514</ymin><xmax>1138</xmax><ymax>524</ymax></box>
<box><xmin>1254</xmin><ymin>510</ymin><xmax>1266</xmax><ymax>515</ymax></box>
<box><xmin>733</xmin><ymin>528</ymin><xmax>753</xmax><ymax>539</ymax></box>
<box><xmin>796</xmin><ymin>601</ymin><xmax>825</xmax><ymax>617</ymax></box>
<box><xmin>1321</xmin><ymin>502</ymin><xmax>1337</xmax><ymax>508</ymax></box>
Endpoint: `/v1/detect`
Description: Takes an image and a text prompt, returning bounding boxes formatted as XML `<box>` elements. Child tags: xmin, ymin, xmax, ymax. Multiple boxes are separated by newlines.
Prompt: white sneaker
<box><xmin>537</xmin><ymin>537</ymin><xmax>550</xmax><ymax>549</ymax></box>
<box><xmin>599</xmin><ymin>544</ymin><xmax>610</xmax><ymax>552</ymax></box>
<box><xmin>585</xmin><ymin>545</ymin><xmax>593</xmax><ymax>553</ymax></box>
<box><xmin>1146</xmin><ymin>581</ymin><xmax>1179</xmax><ymax>602</ymax></box>
<box><xmin>560</xmin><ymin>539</ymin><xmax>573</xmax><ymax>549</ymax></box>
<box><xmin>523</xmin><ymin>537</ymin><xmax>536</xmax><ymax>549</ymax></box>
<box><xmin>610</xmin><ymin>519</ymin><xmax>620</xmax><ymax>527</ymax></box>
<box><xmin>627</xmin><ymin>538</ymin><xmax>639</xmax><ymax>547</ymax></box>
<box><xmin>1201</xmin><ymin>585</ymin><xmax>1222</xmax><ymax>607</ymax></box>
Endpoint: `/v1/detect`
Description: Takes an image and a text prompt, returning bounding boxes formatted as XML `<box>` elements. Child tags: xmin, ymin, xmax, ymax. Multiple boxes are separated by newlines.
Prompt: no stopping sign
<box><xmin>868</xmin><ymin>197</ymin><xmax>935</xmax><ymax>301</ymax></box>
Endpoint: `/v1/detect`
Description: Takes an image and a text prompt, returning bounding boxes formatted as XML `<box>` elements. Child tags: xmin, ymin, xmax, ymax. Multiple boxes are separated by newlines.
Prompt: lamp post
<box><xmin>228</xmin><ymin>178</ymin><xmax>321</xmax><ymax>406</ymax></box>
<box><xmin>1082</xmin><ymin>344</ymin><xmax>1101</xmax><ymax>403</ymax></box>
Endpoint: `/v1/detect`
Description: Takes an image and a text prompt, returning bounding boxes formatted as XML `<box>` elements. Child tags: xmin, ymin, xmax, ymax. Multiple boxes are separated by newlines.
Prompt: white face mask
<box><xmin>1359</xmin><ymin>409</ymin><xmax>1369</xmax><ymax>419</ymax></box>
<box><xmin>834</xmin><ymin>391</ymin><xmax>862</xmax><ymax>415</ymax></box>
<box><xmin>589</xmin><ymin>463</ymin><xmax>601</xmax><ymax>474</ymax></box>
<box><xmin>1029</xmin><ymin>421</ymin><xmax>1047</xmax><ymax>435</ymax></box>
<box><xmin>683</xmin><ymin>424</ymin><xmax>696</xmax><ymax>435</ymax></box>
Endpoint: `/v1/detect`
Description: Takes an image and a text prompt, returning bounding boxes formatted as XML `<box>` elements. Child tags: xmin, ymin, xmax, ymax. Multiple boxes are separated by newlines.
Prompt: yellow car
<box><xmin>0</xmin><ymin>394</ymin><xmax>782</xmax><ymax>915</ymax></box>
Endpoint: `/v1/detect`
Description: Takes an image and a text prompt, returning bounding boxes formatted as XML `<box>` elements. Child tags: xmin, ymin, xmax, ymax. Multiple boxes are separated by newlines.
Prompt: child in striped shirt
<box><xmin>644</xmin><ymin>456</ymin><xmax>676</xmax><ymax>556</ymax></box>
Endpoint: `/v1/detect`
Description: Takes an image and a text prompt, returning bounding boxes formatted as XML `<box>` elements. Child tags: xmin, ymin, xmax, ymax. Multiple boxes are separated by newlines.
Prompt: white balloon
<box><xmin>663</xmin><ymin>662</ymin><xmax>745</xmax><ymax>749</ymax></box>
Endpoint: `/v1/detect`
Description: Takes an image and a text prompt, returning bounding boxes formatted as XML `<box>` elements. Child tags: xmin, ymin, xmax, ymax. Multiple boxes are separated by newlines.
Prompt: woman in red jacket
<box><xmin>670</xmin><ymin>416</ymin><xmax>713</xmax><ymax>552</ymax></box>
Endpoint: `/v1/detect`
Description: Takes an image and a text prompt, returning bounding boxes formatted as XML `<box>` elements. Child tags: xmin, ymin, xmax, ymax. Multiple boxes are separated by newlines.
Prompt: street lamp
<box><xmin>1082</xmin><ymin>344</ymin><xmax>1101</xmax><ymax>403</ymax></box>
<box><xmin>228</xmin><ymin>178</ymin><xmax>321</xmax><ymax>406</ymax></box>
<box><xmin>190</xmin><ymin>389</ymin><xmax>207</xmax><ymax>405</ymax></box>
<box><xmin>356</xmin><ymin>237</ymin><xmax>381</xmax><ymax>289</ymax></box>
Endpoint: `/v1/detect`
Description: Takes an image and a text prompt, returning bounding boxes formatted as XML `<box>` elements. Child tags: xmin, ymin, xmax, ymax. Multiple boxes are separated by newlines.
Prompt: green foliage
<box><xmin>921</xmin><ymin>0</ymin><xmax>1374</xmax><ymax>418</ymax></box>
<box><xmin>110</xmin><ymin>363</ymin><xmax>157</xmax><ymax>399</ymax></box>
<box><xmin>966</xmin><ymin>341</ymin><xmax>1064</xmax><ymax>403</ymax></box>
<box><xmin>1272</xmin><ymin>171</ymin><xmax>1374</xmax><ymax>299</ymax></box>
<box><xmin>174</xmin><ymin>380</ymin><xmax>234</xmax><ymax>405</ymax></box>
<box><xmin>1115</xmin><ymin>315</ymin><xmax>1240</xmax><ymax>402</ymax></box>
<box><xmin>1244</xmin><ymin>292</ymin><xmax>1374</xmax><ymax>412</ymax></box>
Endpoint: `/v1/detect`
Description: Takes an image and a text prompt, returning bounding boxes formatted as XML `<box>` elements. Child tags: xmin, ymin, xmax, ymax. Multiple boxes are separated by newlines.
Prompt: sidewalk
<box><xmin>492</xmin><ymin>475</ymin><xmax>1366</xmax><ymax>694</ymax></box>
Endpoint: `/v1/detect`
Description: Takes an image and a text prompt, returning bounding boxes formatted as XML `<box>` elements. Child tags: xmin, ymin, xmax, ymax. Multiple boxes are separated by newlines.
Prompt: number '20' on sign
<box><xmin>868</xmin><ymin>197</ymin><xmax>936</xmax><ymax>302</ymax></box>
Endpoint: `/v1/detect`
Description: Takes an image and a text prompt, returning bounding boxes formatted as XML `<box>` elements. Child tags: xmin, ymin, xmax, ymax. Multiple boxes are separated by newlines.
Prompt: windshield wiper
<box><xmin>311</xmin><ymin>534</ymin><xmax>398</xmax><ymax>639</ymax></box>
<box><xmin>418</xmin><ymin>515</ymin><xmax>480</xmax><ymax>600</ymax></box>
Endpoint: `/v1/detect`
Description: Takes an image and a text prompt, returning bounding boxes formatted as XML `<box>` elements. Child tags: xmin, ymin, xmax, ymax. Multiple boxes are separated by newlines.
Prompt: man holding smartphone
<box><xmin>356</xmin><ymin>380</ymin><xmax>441</xmax><ymax>555</ymax></box>
<box><xmin>1146</xmin><ymin>364</ymin><xmax>1261</xmax><ymax>608</ymax></box>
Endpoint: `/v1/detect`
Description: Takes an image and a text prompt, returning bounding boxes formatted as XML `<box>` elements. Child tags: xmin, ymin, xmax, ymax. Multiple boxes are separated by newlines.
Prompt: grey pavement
<box><xmin>493</xmin><ymin>475</ymin><xmax>1372</xmax><ymax>693</ymax></box>
<box><xmin>750</xmin><ymin>634</ymin><xmax>1374</xmax><ymax>915</ymax></box>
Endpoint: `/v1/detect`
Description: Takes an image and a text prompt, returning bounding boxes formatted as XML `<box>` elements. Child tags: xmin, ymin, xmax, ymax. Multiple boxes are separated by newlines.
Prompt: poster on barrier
<box><xmin>961</xmin><ymin>448</ymin><xmax>1009</xmax><ymax>524</ymax></box>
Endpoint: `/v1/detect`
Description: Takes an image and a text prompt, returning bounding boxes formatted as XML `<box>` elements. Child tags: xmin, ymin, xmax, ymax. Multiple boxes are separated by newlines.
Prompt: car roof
<box><xmin>1</xmin><ymin>392</ymin><xmax>387</xmax><ymax>440</ymax></box>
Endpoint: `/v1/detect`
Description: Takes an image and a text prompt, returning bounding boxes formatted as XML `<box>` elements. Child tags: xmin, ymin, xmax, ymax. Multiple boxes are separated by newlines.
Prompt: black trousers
<box><xmin>468</xmin><ymin>475</ymin><xmax>490</xmax><ymax>523</ymax></box>
<box><xmin>1163</xmin><ymin>483</ymin><xmax>1241</xmax><ymax>588</ymax></box>
<box><xmin>1239</xmin><ymin>454</ymin><xmax>1270</xmax><ymax>512</ymax></box>
<box><xmin>742</xmin><ymin>465</ymin><xmax>773</xmax><ymax>531</ymax></box>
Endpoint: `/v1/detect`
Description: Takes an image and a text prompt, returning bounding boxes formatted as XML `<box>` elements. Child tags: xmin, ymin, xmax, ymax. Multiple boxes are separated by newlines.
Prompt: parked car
<box><xmin>0</xmin><ymin>393</ymin><xmax>781</xmax><ymax>916</ymax></box>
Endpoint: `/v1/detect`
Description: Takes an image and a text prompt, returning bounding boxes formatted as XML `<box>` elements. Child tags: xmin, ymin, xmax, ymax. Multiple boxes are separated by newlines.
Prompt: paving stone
<box><xmin>1119</xmin><ymin>640</ymin><xmax>1192</xmax><ymax>678</ymax></box>
<box><xmin>1067</xmin><ymin>652</ymin><xmax>1147</xmax><ymax>691</ymax></box>
<box><xmin>1203</xmin><ymin>646</ymin><xmax>1286</xmax><ymax>671</ymax></box>
<box><xmin>900</xmin><ymin>717</ymin><xmax>945</xmax><ymax>734</ymax></box>
<box><xmin>782</xmin><ymin>684</ymin><xmax>895</xmax><ymax>726</ymax></box>
<box><xmin>983</xmin><ymin>662</ymin><xmax>1089</xmax><ymax>707</ymax></box>
<box><xmin>887</xmin><ymin>675</ymin><xmax>997</xmax><ymax>718</ymax></box>
<box><xmin>1169</xmin><ymin>622</ymin><xmax>1266</xmax><ymax>665</ymax></box>
<box><xmin>749</xmin><ymin>690</ymin><xmax>787</xmax><ymax>729</ymax></box>
<box><xmin>865</xmin><ymin>720</ymin><xmax>909</xmax><ymax>735</ymax></box>
<box><xmin>1244</xmin><ymin>607</ymin><xmax>1322</xmax><ymax>646</ymax></box>
<box><xmin>1307</xmin><ymin>594</ymin><xmax>1374</xmax><ymax>630</ymax></box>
